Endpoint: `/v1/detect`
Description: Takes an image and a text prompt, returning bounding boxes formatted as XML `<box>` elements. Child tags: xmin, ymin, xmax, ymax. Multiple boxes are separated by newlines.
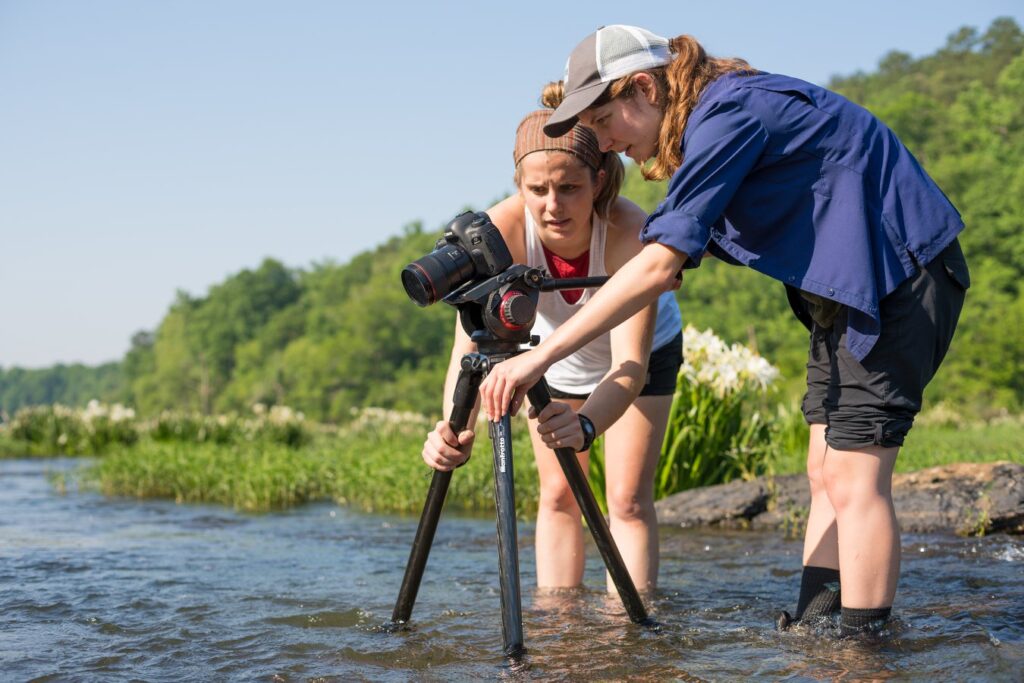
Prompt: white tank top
<box><xmin>525</xmin><ymin>208</ymin><xmax>683</xmax><ymax>394</ymax></box>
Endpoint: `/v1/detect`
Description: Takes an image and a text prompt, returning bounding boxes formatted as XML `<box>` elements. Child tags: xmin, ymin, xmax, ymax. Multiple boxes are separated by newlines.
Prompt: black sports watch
<box><xmin>576</xmin><ymin>413</ymin><xmax>597</xmax><ymax>453</ymax></box>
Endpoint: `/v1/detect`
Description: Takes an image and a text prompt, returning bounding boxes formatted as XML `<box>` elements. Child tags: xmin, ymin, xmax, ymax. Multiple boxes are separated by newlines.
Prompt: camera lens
<box><xmin>401</xmin><ymin>243</ymin><xmax>475</xmax><ymax>306</ymax></box>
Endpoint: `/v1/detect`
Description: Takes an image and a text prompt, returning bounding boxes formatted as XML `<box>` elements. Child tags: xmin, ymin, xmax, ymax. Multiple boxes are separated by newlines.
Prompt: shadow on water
<box><xmin>2</xmin><ymin>458</ymin><xmax>1023</xmax><ymax>680</ymax></box>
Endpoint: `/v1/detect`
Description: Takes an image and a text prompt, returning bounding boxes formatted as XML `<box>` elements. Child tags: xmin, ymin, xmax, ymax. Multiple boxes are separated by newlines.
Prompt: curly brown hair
<box><xmin>598</xmin><ymin>35</ymin><xmax>755</xmax><ymax>181</ymax></box>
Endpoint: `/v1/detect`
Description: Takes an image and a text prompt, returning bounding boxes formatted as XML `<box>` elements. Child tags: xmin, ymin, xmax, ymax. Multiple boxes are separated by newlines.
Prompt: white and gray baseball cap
<box><xmin>544</xmin><ymin>25</ymin><xmax>672</xmax><ymax>138</ymax></box>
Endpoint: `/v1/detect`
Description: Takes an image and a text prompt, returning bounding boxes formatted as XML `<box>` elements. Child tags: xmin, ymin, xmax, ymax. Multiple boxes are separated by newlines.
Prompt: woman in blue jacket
<box><xmin>480</xmin><ymin>25</ymin><xmax>969</xmax><ymax>635</ymax></box>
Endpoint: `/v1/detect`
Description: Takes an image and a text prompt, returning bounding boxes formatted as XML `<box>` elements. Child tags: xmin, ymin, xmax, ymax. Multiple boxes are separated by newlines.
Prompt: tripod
<box><xmin>390</xmin><ymin>266</ymin><xmax>650</xmax><ymax>658</ymax></box>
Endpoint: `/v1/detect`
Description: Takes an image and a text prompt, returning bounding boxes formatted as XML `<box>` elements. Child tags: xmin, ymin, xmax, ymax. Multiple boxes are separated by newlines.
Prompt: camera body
<box><xmin>440</xmin><ymin>211</ymin><xmax>511</xmax><ymax>284</ymax></box>
<box><xmin>401</xmin><ymin>211</ymin><xmax>513</xmax><ymax>308</ymax></box>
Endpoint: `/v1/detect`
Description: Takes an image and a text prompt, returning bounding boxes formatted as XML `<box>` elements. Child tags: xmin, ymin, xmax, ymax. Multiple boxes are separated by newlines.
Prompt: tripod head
<box><xmin>443</xmin><ymin>265</ymin><xmax>541</xmax><ymax>354</ymax></box>
<box><xmin>442</xmin><ymin>265</ymin><xmax>609</xmax><ymax>356</ymax></box>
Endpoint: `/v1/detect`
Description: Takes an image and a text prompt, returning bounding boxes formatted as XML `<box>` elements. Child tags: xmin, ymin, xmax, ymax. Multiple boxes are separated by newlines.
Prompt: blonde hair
<box><xmin>599</xmin><ymin>35</ymin><xmax>754</xmax><ymax>181</ymax></box>
<box><xmin>510</xmin><ymin>81</ymin><xmax>624</xmax><ymax>220</ymax></box>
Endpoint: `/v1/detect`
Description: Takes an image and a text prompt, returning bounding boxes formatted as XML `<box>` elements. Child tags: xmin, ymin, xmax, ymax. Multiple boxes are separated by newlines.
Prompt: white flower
<box><xmin>678</xmin><ymin>324</ymin><xmax>779</xmax><ymax>397</ymax></box>
<box><xmin>344</xmin><ymin>406</ymin><xmax>432</xmax><ymax>436</ymax></box>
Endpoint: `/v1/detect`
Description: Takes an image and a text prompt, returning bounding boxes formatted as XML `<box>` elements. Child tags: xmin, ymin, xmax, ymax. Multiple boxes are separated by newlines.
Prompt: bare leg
<box><xmin>823</xmin><ymin>444</ymin><xmax>901</xmax><ymax>608</ymax></box>
<box><xmin>528</xmin><ymin>397</ymin><xmax>588</xmax><ymax>588</ymax></box>
<box><xmin>802</xmin><ymin>423</ymin><xmax>838</xmax><ymax>568</ymax></box>
<box><xmin>601</xmin><ymin>395</ymin><xmax>673</xmax><ymax>593</ymax></box>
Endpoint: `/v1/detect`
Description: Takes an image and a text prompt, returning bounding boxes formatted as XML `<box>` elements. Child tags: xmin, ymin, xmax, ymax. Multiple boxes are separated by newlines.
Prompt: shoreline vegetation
<box><xmin>2</xmin><ymin>411</ymin><xmax>1022</xmax><ymax>517</ymax></box>
<box><xmin>2</xmin><ymin>365</ymin><xmax>1022</xmax><ymax>518</ymax></box>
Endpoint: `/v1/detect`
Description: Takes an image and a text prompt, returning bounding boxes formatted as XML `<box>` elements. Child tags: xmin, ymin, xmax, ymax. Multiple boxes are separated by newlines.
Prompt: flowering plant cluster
<box><xmin>343</xmin><ymin>406</ymin><xmax>434</xmax><ymax>438</ymax></box>
<box><xmin>7</xmin><ymin>401</ymin><xmax>139</xmax><ymax>454</ymax></box>
<box><xmin>148</xmin><ymin>404</ymin><xmax>309</xmax><ymax>447</ymax></box>
<box><xmin>4</xmin><ymin>401</ymin><xmax>312</xmax><ymax>454</ymax></box>
<box><xmin>657</xmin><ymin>326</ymin><xmax>780</xmax><ymax>495</ymax></box>
<box><xmin>679</xmin><ymin>325</ymin><xmax>780</xmax><ymax>397</ymax></box>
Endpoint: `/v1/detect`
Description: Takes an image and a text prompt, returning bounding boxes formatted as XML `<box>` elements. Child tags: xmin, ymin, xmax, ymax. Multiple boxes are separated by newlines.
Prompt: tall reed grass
<box><xmin>4</xmin><ymin>401</ymin><xmax>139</xmax><ymax>455</ymax></box>
<box><xmin>79</xmin><ymin>408</ymin><xmax>541</xmax><ymax>515</ymax></box>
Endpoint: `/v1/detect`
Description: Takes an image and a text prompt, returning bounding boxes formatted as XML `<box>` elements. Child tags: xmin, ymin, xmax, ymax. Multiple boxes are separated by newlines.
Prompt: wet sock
<box><xmin>795</xmin><ymin>565</ymin><xmax>841</xmax><ymax>620</ymax></box>
<box><xmin>840</xmin><ymin>606</ymin><xmax>892</xmax><ymax>636</ymax></box>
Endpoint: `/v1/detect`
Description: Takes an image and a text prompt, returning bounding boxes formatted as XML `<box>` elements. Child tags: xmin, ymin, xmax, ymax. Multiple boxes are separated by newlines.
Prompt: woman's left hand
<box><xmin>479</xmin><ymin>348</ymin><xmax>550</xmax><ymax>420</ymax></box>
<box><xmin>529</xmin><ymin>401</ymin><xmax>584</xmax><ymax>452</ymax></box>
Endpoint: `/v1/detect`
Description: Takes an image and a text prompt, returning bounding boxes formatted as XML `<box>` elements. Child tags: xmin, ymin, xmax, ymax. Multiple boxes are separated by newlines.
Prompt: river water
<box><xmin>2</xmin><ymin>458</ymin><xmax>1022</xmax><ymax>681</ymax></box>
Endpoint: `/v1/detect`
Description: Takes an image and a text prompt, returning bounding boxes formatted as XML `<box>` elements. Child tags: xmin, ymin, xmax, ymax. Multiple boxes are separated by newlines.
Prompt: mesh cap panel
<box><xmin>596</xmin><ymin>26</ymin><xmax>671</xmax><ymax>82</ymax></box>
<box><xmin>544</xmin><ymin>25</ymin><xmax>672</xmax><ymax>137</ymax></box>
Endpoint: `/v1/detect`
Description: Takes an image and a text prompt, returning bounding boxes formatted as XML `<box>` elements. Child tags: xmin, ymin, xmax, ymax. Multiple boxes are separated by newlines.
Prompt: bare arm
<box><xmin>576</xmin><ymin>201</ymin><xmax>659</xmax><ymax>435</ymax></box>
<box><xmin>529</xmin><ymin>198</ymin><xmax>659</xmax><ymax>448</ymax></box>
<box><xmin>422</xmin><ymin>318</ymin><xmax>480</xmax><ymax>471</ymax></box>
<box><xmin>480</xmin><ymin>240</ymin><xmax>688</xmax><ymax>421</ymax></box>
<box><xmin>423</xmin><ymin>195</ymin><xmax>527</xmax><ymax>469</ymax></box>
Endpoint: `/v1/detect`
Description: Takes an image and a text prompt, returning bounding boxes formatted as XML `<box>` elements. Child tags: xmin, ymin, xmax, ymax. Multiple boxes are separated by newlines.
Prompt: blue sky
<box><xmin>2</xmin><ymin>0</ymin><xmax>1021</xmax><ymax>368</ymax></box>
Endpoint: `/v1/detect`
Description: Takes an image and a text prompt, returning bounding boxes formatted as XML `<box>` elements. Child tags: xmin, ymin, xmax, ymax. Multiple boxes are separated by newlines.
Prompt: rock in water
<box><xmin>654</xmin><ymin>462</ymin><xmax>1024</xmax><ymax>535</ymax></box>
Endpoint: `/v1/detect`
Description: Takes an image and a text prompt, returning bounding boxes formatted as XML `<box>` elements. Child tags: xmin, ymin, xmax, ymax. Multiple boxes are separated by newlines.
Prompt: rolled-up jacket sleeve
<box><xmin>641</xmin><ymin>98</ymin><xmax>768</xmax><ymax>268</ymax></box>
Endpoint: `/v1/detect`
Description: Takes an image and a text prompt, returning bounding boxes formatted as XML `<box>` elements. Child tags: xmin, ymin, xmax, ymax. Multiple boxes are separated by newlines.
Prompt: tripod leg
<box><xmin>392</xmin><ymin>355</ymin><xmax>486</xmax><ymax>624</ymax></box>
<box><xmin>489</xmin><ymin>413</ymin><xmax>525</xmax><ymax>658</ymax></box>
<box><xmin>526</xmin><ymin>378</ymin><xmax>650</xmax><ymax>625</ymax></box>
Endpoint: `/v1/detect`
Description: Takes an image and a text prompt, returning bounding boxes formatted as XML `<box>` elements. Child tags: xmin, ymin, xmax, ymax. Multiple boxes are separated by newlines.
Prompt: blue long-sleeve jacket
<box><xmin>640</xmin><ymin>72</ymin><xmax>963</xmax><ymax>360</ymax></box>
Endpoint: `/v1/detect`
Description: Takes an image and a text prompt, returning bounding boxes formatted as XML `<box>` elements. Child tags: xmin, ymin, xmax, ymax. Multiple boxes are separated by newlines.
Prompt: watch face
<box><xmin>578</xmin><ymin>414</ymin><xmax>596</xmax><ymax>452</ymax></box>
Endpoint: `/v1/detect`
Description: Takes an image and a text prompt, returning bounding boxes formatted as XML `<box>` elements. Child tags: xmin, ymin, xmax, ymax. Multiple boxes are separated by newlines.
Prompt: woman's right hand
<box><xmin>478</xmin><ymin>348</ymin><xmax>551</xmax><ymax>421</ymax></box>
<box><xmin>421</xmin><ymin>420</ymin><xmax>475</xmax><ymax>472</ymax></box>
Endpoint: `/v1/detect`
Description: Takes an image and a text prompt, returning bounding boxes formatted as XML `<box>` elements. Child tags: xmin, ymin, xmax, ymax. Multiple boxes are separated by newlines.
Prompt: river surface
<box><xmin>2</xmin><ymin>458</ymin><xmax>1022</xmax><ymax>681</ymax></box>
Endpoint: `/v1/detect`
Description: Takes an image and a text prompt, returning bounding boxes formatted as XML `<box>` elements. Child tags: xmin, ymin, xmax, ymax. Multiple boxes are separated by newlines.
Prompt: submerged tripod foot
<box><xmin>377</xmin><ymin>619</ymin><xmax>413</xmax><ymax>634</ymax></box>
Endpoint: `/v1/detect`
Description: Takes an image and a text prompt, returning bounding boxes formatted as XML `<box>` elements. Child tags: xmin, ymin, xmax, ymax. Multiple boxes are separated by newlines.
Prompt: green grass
<box><xmin>767</xmin><ymin>418</ymin><xmax>1024</xmax><ymax>476</ymax></box>
<box><xmin>896</xmin><ymin>421</ymin><xmax>1024</xmax><ymax>471</ymax></box>
<box><xmin>78</xmin><ymin>418</ymin><xmax>541</xmax><ymax>516</ymax></box>
<box><xmin>9</xmin><ymin>408</ymin><xmax>1022</xmax><ymax>515</ymax></box>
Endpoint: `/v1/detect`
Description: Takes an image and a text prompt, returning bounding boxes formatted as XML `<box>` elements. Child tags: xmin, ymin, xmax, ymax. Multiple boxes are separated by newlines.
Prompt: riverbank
<box><xmin>657</xmin><ymin>462</ymin><xmax>1024</xmax><ymax>535</ymax></box>
<box><xmin>2</xmin><ymin>415</ymin><xmax>1021</xmax><ymax>520</ymax></box>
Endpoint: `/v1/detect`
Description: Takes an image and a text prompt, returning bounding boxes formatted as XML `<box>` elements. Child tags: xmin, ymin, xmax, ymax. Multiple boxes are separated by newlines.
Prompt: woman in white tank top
<box><xmin>421</xmin><ymin>90</ymin><xmax>682</xmax><ymax>593</ymax></box>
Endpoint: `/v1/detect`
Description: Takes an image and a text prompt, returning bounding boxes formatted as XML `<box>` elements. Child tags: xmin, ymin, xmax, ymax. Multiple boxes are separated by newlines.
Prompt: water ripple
<box><xmin>2</xmin><ymin>458</ymin><xmax>1023</xmax><ymax>680</ymax></box>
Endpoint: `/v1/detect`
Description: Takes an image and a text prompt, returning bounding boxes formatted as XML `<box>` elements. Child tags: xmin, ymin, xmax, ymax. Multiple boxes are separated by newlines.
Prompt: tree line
<box><xmin>2</xmin><ymin>18</ymin><xmax>1021</xmax><ymax>421</ymax></box>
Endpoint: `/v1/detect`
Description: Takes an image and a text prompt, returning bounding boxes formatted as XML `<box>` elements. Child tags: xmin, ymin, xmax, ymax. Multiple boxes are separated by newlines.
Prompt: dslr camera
<box><xmin>401</xmin><ymin>211</ymin><xmax>513</xmax><ymax>307</ymax></box>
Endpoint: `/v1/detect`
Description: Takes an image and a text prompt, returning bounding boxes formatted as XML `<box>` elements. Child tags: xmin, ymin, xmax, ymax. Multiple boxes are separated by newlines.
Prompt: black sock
<box><xmin>840</xmin><ymin>606</ymin><xmax>892</xmax><ymax>635</ymax></box>
<box><xmin>795</xmin><ymin>566</ymin><xmax>841</xmax><ymax>620</ymax></box>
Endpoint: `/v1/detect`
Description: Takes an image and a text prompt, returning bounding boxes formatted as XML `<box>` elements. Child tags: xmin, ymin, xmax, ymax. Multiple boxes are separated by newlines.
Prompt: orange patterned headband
<box><xmin>513</xmin><ymin>109</ymin><xmax>603</xmax><ymax>170</ymax></box>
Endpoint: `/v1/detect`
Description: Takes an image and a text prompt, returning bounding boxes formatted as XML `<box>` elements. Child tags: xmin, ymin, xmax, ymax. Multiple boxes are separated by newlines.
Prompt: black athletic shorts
<box><xmin>799</xmin><ymin>238</ymin><xmax>969</xmax><ymax>450</ymax></box>
<box><xmin>548</xmin><ymin>330</ymin><xmax>684</xmax><ymax>400</ymax></box>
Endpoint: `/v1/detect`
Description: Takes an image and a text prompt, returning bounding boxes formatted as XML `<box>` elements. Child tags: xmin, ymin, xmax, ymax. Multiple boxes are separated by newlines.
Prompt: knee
<box><xmin>806</xmin><ymin>453</ymin><xmax>827</xmax><ymax>496</ymax></box>
<box><xmin>605</xmin><ymin>485</ymin><xmax>654</xmax><ymax>523</ymax></box>
<box><xmin>538</xmin><ymin>479</ymin><xmax>579</xmax><ymax>515</ymax></box>
<box><xmin>821</xmin><ymin>463</ymin><xmax>852</xmax><ymax>512</ymax></box>
<box><xmin>805</xmin><ymin>424</ymin><xmax>828</xmax><ymax>496</ymax></box>
<box><xmin>822</xmin><ymin>461</ymin><xmax>882</xmax><ymax>515</ymax></box>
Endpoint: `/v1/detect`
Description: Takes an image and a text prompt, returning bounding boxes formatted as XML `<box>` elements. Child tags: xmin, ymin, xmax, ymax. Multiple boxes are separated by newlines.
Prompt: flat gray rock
<box><xmin>655</xmin><ymin>461</ymin><xmax>1024</xmax><ymax>535</ymax></box>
